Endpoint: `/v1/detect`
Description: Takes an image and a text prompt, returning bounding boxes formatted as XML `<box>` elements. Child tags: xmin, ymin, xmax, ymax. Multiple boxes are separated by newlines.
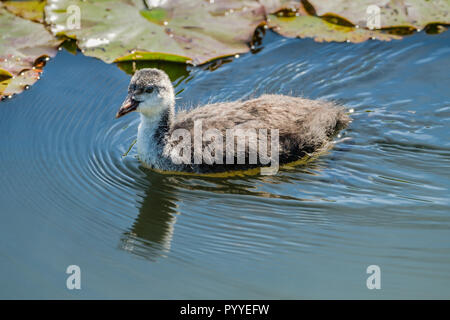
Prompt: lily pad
<box><xmin>0</xmin><ymin>69</ymin><xmax>41</xmax><ymax>98</ymax></box>
<box><xmin>45</xmin><ymin>0</ymin><xmax>266</xmax><ymax>65</ymax></box>
<box><xmin>307</xmin><ymin>0</ymin><xmax>450</xmax><ymax>30</ymax></box>
<box><xmin>116</xmin><ymin>60</ymin><xmax>189</xmax><ymax>82</ymax></box>
<box><xmin>268</xmin><ymin>13</ymin><xmax>401</xmax><ymax>42</ymax></box>
<box><xmin>0</xmin><ymin>7</ymin><xmax>61</xmax><ymax>97</ymax></box>
<box><xmin>3</xmin><ymin>0</ymin><xmax>46</xmax><ymax>23</ymax></box>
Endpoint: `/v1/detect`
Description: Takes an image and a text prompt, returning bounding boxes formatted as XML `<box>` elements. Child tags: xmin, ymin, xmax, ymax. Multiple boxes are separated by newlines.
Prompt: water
<box><xmin>1</xmin><ymin>30</ymin><xmax>449</xmax><ymax>299</ymax></box>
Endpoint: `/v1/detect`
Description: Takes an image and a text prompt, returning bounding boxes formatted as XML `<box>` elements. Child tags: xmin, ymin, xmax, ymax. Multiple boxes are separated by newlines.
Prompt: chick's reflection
<box><xmin>120</xmin><ymin>173</ymin><xmax>179</xmax><ymax>260</ymax></box>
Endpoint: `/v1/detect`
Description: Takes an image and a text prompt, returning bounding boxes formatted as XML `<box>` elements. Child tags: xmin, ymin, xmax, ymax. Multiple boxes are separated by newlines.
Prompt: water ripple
<box><xmin>1</xmin><ymin>31</ymin><xmax>450</xmax><ymax>298</ymax></box>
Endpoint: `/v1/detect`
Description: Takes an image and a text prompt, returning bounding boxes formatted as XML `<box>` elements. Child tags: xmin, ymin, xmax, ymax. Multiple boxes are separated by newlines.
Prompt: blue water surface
<box><xmin>0</xmin><ymin>30</ymin><xmax>449</xmax><ymax>299</ymax></box>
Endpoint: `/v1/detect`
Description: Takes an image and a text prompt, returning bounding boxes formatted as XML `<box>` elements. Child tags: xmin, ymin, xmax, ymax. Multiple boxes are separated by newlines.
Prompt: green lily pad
<box><xmin>3</xmin><ymin>0</ymin><xmax>46</xmax><ymax>23</ymax></box>
<box><xmin>116</xmin><ymin>60</ymin><xmax>189</xmax><ymax>82</ymax></box>
<box><xmin>45</xmin><ymin>0</ymin><xmax>266</xmax><ymax>65</ymax></box>
<box><xmin>268</xmin><ymin>13</ymin><xmax>401</xmax><ymax>42</ymax></box>
<box><xmin>0</xmin><ymin>7</ymin><xmax>61</xmax><ymax>97</ymax></box>
<box><xmin>307</xmin><ymin>0</ymin><xmax>450</xmax><ymax>30</ymax></box>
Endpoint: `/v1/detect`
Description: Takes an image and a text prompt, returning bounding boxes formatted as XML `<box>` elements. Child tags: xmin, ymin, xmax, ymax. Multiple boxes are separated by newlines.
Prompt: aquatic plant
<box><xmin>0</xmin><ymin>0</ymin><xmax>449</xmax><ymax>97</ymax></box>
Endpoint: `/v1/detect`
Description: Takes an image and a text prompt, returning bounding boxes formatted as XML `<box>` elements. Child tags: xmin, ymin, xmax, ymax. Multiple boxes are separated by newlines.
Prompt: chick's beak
<box><xmin>116</xmin><ymin>95</ymin><xmax>139</xmax><ymax>118</ymax></box>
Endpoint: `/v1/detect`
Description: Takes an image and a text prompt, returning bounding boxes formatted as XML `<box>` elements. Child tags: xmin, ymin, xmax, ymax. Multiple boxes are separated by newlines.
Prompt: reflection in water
<box><xmin>1</xmin><ymin>29</ymin><xmax>449</xmax><ymax>298</ymax></box>
<box><xmin>120</xmin><ymin>172</ymin><xmax>179</xmax><ymax>260</ymax></box>
<box><xmin>118</xmin><ymin>159</ymin><xmax>327</xmax><ymax>261</ymax></box>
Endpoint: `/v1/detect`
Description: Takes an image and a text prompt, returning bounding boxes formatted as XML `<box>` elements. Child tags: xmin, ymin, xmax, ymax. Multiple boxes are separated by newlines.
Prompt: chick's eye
<box><xmin>145</xmin><ymin>87</ymin><xmax>154</xmax><ymax>93</ymax></box>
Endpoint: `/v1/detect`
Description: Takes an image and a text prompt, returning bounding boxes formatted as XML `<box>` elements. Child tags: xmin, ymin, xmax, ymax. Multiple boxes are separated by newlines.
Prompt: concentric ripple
<box><xmin>1</xmin><ymin>30</ymin><xmax>450</xmax><ymax>298</ymax></box>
